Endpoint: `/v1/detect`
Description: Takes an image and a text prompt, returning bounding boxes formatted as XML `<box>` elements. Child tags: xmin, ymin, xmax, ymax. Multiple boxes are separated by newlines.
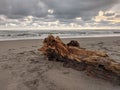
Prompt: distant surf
<box><xmin>0</xmin><ymin>29</ymin><xmax>120</xmax><ymax>41</ymax></box>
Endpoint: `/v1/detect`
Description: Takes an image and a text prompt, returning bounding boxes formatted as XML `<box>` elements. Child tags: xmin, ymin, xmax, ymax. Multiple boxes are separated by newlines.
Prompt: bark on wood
<box><xmin>38</xmin><ymin>35</ymin><xmax>120</xmax><ymax>84</ymax></box>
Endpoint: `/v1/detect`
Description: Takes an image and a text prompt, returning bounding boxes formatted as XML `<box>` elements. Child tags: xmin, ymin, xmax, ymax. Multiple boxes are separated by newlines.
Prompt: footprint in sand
<box><xmin>20</xmin><ymin>47</ymin><xmax>27</xmax><ymax>49</ymax></box>
<box><xmin>32</xmin><ymin>46</ymin><xmax>37</xmax><ymax>48</ymax></box>
<box><xmin>8</xmin><ymin>49</ymin><xmax>15</xmax><ymax>51</ymax></box>
<box><xmin>1</xmin><ymin>64</ymin><xmax>13</xmax><ymax>70</ymax></box>
<box><xmin>62</xmin><ymin>71</ymin><xmax>70</xmax><ymax>75</ymax></box>
<box><xmin>24</xmin><ymin>79</ymin><xmax>39</xmax><ymax>90</ymax></box>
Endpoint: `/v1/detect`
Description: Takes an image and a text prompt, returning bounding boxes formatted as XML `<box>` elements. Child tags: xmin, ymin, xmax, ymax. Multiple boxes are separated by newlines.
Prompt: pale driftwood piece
<box><xmin>38</xmin><ymin>35</ymin><xmax>120</xmax><ymax>84</ymax></box>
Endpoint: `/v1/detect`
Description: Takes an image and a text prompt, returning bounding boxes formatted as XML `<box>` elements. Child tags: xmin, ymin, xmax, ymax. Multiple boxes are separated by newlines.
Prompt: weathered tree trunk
<box><xmin>38</xmin><ymin>35</ymin><xmax>120</xmax><ymax>84</ymax></box>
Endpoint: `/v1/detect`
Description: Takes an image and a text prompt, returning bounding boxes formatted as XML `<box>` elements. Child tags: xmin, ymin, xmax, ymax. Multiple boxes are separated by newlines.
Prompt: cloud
<box><xmin>104</xmin><ymin>11</ymin><xmax>115</xmax><ymax>16</ymax></box>
<box><xmin>0</xmin><ymin>0</ymin><xmax>49</xmax><ymax>18</ymax></box>
<box><xmin>90</xmin><ymin>10</ymin><xmax>120</xmax><ymax>29</ymax></box>
<box><xmin>0</xmin><ymin>0</ymin><xmax>119</xmax><ymax>28</ymax></box>
<box><xmin>43</xmin><ymin>0</ymin><xmax>118</xmax><ymax>20</ymax></box>
<box><xmin>0</xmin><ymin>0</ymin><xmax>118</xmax><ymax>19</ymax></box>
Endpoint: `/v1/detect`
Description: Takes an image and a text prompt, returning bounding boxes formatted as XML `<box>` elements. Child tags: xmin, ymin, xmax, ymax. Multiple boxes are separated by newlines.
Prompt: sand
<box><xmin>0</xmin><ymin>37</ymin><xmax>120</xmax><ymax>90</ymax></box>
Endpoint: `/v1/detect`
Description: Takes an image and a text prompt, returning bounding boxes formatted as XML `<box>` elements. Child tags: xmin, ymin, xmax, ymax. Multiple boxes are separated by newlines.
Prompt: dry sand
<box><xmin>0</xmin><ymin>37</ymin><xmax>120</xmax><ymax>90</ymax></box>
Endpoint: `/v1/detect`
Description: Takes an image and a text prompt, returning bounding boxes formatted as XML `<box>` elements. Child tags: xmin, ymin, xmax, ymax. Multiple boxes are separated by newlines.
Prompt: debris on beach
<box><xmin>38</xmin><ymin>35</ymin><xmax>120</xmax><ymax>84</ymax></box>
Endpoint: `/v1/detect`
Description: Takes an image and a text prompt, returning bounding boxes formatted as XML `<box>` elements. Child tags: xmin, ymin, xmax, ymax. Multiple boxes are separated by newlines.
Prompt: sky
<box><xmin>0</xmin><ymin>0</ymin><xmax>120</xmax><ymax>30</ymax></box>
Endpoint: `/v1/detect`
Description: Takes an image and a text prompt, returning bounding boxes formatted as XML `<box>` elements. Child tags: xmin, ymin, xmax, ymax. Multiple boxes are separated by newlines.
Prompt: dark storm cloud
<box><xmin>104</xmin><ymin>12</ymin><xmax>115</xmax><ymax>17</ymax></box>
<box><xmin>0</xmin><ymin>0</ymin><xmax>48</xmax><ymax>18</ymax></box>
<box><xmin>42</xmin><ymin>0</ymin><xmax>118</xmax><ymax>20</ymax></box>
<box><xmin>0</xmin><ymin>0</ymin><xmax>119</xmax><ymax>20</ymax></box>
<box><xmin>115</xmin><ymin>14</ymin><xmax>120</xmax><ymax>18</ymax></box>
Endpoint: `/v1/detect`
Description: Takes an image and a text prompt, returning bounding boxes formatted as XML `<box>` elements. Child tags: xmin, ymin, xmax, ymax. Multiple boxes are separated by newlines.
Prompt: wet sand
<box><xmin>0</xmin><ymin>37</ymin><xmax>120</xmax><ymax>90</ymax></box>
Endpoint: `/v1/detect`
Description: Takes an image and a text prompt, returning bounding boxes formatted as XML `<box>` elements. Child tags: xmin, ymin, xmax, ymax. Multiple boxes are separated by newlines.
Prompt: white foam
<box><xmin>0</xmin><ymin>34</ymin><xmax>120</xmax><ymax>41</ymax></box>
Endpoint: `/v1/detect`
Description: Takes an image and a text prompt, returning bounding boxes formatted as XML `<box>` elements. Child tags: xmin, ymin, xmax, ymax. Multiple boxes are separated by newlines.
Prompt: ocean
<box><xmin>0</xmin><ymin>29</ymin><xmax>120</xmax><ymax>41</ymax></box>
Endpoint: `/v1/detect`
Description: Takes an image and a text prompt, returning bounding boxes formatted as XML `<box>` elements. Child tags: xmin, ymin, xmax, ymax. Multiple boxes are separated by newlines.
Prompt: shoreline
<box><xmin>0</xmin><ymin>35</ymin><xmax>120</xmax><ymax>42</ymax></box>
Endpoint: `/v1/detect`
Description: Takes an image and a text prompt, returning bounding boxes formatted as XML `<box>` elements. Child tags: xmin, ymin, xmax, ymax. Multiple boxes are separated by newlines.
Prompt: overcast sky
<box><xmin>0</xmin><ymin>0</ymin><xmax>120</xmax><ymax>29</ymax></box>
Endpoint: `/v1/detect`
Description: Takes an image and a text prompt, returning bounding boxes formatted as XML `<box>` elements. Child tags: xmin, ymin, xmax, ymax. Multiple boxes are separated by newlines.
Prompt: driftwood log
<box><xmin>38</xmin><ymin>35</ymin><xmax>120</xmax><ymax>84</ymax></box>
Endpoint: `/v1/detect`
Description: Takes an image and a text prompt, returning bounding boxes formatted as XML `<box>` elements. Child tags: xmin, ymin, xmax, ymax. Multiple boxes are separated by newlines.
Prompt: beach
<box><xmin>0</xmin><ymin>37</ymin><xmax>120</xmax><ymax>90</ymax></box>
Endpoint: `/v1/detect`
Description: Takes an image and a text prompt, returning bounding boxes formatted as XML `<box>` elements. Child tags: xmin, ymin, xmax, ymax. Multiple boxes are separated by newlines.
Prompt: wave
<box><xmin>0</xmin><ymin>29</ymin><xmax>120</xmax><ymax>41</ymax></box>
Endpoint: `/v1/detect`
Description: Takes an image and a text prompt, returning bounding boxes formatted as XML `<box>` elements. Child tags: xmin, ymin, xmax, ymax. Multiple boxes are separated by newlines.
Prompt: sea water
<box><xmin>0</xmin><ymin>29</ymin><xmax>120</xmax><ymax>41</ymax></box>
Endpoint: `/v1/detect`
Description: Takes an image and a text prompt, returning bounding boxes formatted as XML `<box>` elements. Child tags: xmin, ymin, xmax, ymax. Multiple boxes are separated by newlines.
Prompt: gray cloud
<box><xmin>0</xmin><ymin>0</ymin><xmax>48</xmax><ymax>18</ymax></box>
<box><xmin>0</xmin><ymin>0</ymin><xmax>119</xmax><ymax>20</ymax></box>
<box><xmin>115</xmin><ymin>14</ymin><xmax>120</xmax><ymax>18</ymax></box>
<box><xmin>104</xmin><ymin>12</ymin><xmax>115</xmax><ymax>17</ymax></box>
<box><xmin>43</xmin><ymin>0</ymin><xmax>118</xmax><ymax>20</ymax></box>
<box><xmin>0</xmin><ymin>0</ymin><xmax>119</xmax><ymax>28</ymax></box>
